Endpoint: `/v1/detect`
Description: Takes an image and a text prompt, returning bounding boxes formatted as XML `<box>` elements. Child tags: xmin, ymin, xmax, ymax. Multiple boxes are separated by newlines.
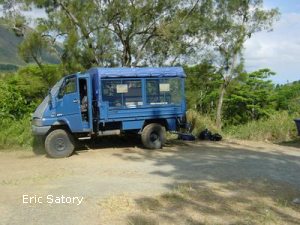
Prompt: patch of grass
<box><xmin>224</xmin><ymin>111</ymin><xmax>298</xmax><ymax>142</ymax></box>
<box><xmin>99</xmin><ymin>179</ymin><xmax>300</xmax><ymax>225</ymax></box>
<box><xmin>160</xmin><ymin>192</ymin><xmax>186</xmax><ymax>204</ymax></box>
<box><xmin>186</xmin><ymin>110</ymin><xmax>219</xmax><ymax>135</ymax></box>
<box><xmin>0</xmin><ymin>116</ymin><xmax>32</xmax><ymax>150</ymax></box>
<box><xmin>127</xmin><ymin>215</ymin><xmax>159</xmax><ymax>225</ymax></box>
<box><xmin>135</xmin><ymin>197</ymin><xmax>162</xmax><ymax>211</ymax></box>
<box><xmin>99</xmin><ymin>194</ymin><xmax>136</xmax><ymax>213</ymax></box>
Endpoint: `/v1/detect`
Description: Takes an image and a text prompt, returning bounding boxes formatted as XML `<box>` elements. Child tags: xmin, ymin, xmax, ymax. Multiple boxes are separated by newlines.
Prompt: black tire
<box><xmin>45</xmin><ymin>129</ymin><xmax>75</xmax><ymax>158</ymax></box>
<box><xmin>141</xmin><ymin>123</ymin><xmax>166</xmax><ymax>149</ymax></box>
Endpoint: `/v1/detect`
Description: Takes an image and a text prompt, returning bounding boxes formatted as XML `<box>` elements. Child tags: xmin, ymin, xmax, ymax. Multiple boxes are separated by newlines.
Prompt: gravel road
<box><xmin>0</xmin><ymin>138</ymin><xmax>299</xmax><ymax>225</ymax></box>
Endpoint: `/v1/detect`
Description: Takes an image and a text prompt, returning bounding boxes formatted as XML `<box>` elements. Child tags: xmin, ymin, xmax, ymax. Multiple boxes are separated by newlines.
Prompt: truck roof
<box><xmin>88</xmin><ymin>67</ymin><xmax>185</xmax><ymax>78</ymax></box>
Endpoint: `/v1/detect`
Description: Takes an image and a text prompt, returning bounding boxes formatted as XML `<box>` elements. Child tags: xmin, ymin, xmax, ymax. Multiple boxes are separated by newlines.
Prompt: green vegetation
<box><xmin>0</xmin><ymin>116</ymin><xmax>32</xmax><ymax>149</ymax></box>
<box><xmin>225</xmin><ymin>111</ymin><xmax>297</xmax><ymax>142</ymax></box>
<box><xmin>185</xmin><ymin>66</ymin><xmax>300</xmax><ymax>142</ymax></box>
<box><xmin>186</xmin><ymin>110</ymin><xmax>219</xmax><ymax>135</ymax></box>
<box><xmin>0</xmin><ymin>64</ymin><xmax>64</xmax><ymax>149</ymax></box>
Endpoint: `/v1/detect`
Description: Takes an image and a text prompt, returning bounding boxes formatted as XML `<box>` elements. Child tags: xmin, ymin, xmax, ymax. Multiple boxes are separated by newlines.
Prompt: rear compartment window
<box><xmin>123</xmin><ymin>80</ymin><xmax>143</xmax><ymax>108</ymax></box>
<box><xmin>146</xmin><ymin>78</ymin><xmax>181</xmax><ymax>105</ymax></box>
<box><xmin>102</xmin><ymin>80</ymin><xmax>122</xmax><ymax>107</ymax></box>
<box><xmin>102</xmin><ymin>79</ymin><xmax>143</xmax><ymax>108</ymax></box>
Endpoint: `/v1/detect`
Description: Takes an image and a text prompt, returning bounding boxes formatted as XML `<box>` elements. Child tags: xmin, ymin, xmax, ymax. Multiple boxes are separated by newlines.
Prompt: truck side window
<box><xmin>102</xmin><ymin>80</ymin><xmax>122</xmax><ymax>107</ymax></box>
<box><xmin>58</xmin><ymin>77</ymin><xmax>77</xmax><ymax>98</ymax></box>
<box><xmin>169</xmin><ymin>78</ymin><xmax>182</xmax><ymax>104</ymax></box>
<box><xmin>146</xmin><ymin>79</ymin><xmax>160</xmax><ymax>104</ymax></box>
<box><xmin>123</xmin><ymin>80</ymin><xmax>143</xmax><ymax>107</ymax></box>
<box><xmin>64</xmin><ymin>77</ymin><xmax>77</xmax><ymax>94</ymax></box>
<box><xmin>102</xmin><ymin>79</ymin><xmax>143</xmax><ymax>108</ymax></box>
<box><xmin>146</xmin><ymin>78</ymin><xmax>181</xmax><ymax>105</ymax></box>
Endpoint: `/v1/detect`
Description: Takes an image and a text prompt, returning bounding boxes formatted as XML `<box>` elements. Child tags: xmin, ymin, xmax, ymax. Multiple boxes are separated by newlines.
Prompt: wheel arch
<box><xmin>143</xmin><ymin>119</ymin><xmax>168</xmax><ymax>131</ymax></box>
<box><xmin>47</xmin><ymin>120</ymin><xmax>72</xmax><ymax>136</ymax></box>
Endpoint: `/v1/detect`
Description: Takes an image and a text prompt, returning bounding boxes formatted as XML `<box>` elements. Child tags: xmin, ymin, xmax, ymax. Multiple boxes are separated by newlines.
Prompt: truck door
<box><xmin>78</xmin><ymin>76</ymin><xmax>93</xmax><ymax>132</ymax></box>
<box><xmin>56</xmin><ymin>75</ymin><xmax>84</xmax><ymax>132</ymax></box>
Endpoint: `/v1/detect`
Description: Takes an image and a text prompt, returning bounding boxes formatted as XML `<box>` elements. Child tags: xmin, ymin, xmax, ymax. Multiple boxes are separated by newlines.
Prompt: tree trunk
<box><xmin>216</xmin><ymin>52</ymin><xmax>238</xmax><ymax>130</ymax></box>
<box><xmin>122</xmin><ymin>38</ymin><xmax>132</xmax><ymax>67</ymax></box>
<box><xmin>216</xmin><ymin>82</ymin><xmax>226</xmax><ymax>130</ymax></box>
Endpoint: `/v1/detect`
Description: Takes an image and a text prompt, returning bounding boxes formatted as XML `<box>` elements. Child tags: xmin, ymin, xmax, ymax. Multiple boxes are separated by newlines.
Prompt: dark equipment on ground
<box><xmin>198</xmin><ymin>129</ymin><xmax>222</xmax><ymax>141</ymax></box>
<box><xmin>177</xmin><ymin>132</ymin><xmax>196</xmax><ymax>141</ymax></box>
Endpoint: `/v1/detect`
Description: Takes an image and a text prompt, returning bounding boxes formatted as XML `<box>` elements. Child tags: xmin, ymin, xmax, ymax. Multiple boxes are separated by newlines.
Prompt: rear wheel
<box><xmin>45</xmin><ymin>129</ymin><xmax>75</xmax><ymax>158</ymax></box>
<box><xmin>141</xmin><ymin>123</ymin><xmax>166</xmax><ymax>149</ymax></box>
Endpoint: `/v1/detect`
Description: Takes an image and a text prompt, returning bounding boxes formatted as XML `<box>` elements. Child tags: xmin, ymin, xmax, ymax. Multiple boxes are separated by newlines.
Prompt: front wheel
<box><xmin>45</xmin><ymin>129</ymin><xmax>75</xmax><ymax>158</ymax></box>
<box><xmin>141</xmin><ymin>123</ymin><xmax>166</xmax><ymax>149</ymax></box>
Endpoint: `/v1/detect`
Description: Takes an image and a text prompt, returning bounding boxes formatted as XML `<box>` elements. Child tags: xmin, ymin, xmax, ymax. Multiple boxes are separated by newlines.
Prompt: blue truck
<box><xmin>32</xmin><ymin>67</ymin><xmax>187</xmax><ymax>158</ymax></box>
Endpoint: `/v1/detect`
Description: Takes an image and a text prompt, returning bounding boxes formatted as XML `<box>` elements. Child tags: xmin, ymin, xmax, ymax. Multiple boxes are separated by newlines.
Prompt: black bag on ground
<box><xmin>209</xmin><ymin>133</ymin><xmax>222</xmax><ymax>141</ymax></box>
<box><xmin>198</xmin><ymin>129</ymin><xmax>212</xmax><ymax>140</ymax></box>
<box><xmin>198</xmin><ymin>129</ymin><xmax>222</xmax><ymax>141</ymax></box>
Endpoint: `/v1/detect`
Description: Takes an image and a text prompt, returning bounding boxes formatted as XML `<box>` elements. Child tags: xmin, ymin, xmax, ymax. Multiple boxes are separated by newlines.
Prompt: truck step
<box><xmin>98</xmin><ymin>129</ymin><xmax>121</xmax><ymax>136</ymax></box>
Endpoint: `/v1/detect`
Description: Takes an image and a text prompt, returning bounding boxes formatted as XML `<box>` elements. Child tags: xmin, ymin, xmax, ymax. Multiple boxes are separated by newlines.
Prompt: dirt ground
<box><xmin>0</xmin><ymin>137</ymin><xmax>300</xmax><ymax>225</ymax></box>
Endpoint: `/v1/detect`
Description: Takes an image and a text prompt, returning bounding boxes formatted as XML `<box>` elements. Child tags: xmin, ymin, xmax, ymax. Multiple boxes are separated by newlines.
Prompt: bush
<box><xmin>224</xmin><ymin>111</ymin><xmax>298</xmax><ymax>142</ymax></box>
<box><xmin>186</xmin><ymin>110</ymin><xmax>219</xmax><ymax>136</ymax></box>
<box><xmin>0</xmin><ymin>116</ymin><xmax>33</xmax><ymax>149</ymax></box>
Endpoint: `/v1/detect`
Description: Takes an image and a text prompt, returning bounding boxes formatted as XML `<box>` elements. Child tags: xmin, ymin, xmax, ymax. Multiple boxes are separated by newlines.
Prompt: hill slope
<box><xmin>0</xmin><ymin>25</ymin><xmax>60</xmax><ymax>71</ymax></box>
<box><xmin>0</xmin><ymin>26</ymin><xmax>25</xmax><ymax>66</ymax></box>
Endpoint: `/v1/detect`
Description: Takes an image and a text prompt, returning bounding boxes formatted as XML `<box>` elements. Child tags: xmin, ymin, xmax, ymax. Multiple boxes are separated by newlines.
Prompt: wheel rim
<box><xmin>150</xmin><ymin>132</ymin><xmax>159</xmax><ymax>143</ymax></box>
<box><xmin>55</xmin><ymin>138</ymin><xmax>66</xmax><ymax>151</ymax></box>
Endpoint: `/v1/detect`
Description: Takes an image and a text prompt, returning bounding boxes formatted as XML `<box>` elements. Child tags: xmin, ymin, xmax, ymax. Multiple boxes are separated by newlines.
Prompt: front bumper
<box><xmin>31</xmin><ymin>125</ymin><xmax>51</xmax><ymax>136</ymax></box>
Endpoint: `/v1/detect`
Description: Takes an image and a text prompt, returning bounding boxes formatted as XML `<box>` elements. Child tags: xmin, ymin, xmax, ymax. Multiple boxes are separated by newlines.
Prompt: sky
<box><xmin>244</xmin><ymin>0</ymin><xmax>300</xmax><ymax>84</ymax></box>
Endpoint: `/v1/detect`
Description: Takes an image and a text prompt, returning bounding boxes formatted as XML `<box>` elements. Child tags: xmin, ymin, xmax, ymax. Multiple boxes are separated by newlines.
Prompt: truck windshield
<box><xmin>51</xmin><ymin>78</ymin><xmax>64</xmax><ymax>96</ymax></box>
<box><xmin>33</xmin><ymin>78</ymin><xmax>64</xmax><ymax>119</ymax></box>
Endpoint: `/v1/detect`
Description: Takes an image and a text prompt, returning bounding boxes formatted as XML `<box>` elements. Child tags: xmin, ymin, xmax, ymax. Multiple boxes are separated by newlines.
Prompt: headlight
<box><xmin>32</xmin><ymin>118</ymin><xmax>43</xmax><ymax>126</ymax></box>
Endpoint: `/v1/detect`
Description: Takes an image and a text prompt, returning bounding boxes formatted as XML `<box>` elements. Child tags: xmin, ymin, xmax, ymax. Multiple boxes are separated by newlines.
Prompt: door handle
<box><xmin>73</xmin><ymin>99</ymin><xmax>79</xmax><ymax>103</ymax></box>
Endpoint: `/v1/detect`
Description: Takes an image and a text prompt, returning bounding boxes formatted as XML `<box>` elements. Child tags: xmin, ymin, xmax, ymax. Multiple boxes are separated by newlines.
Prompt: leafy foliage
<box><xmin>185</xmin><ymin>62</ymin><xmax>222</xmax><ymax>114</ymax></box>
<box><xmin>275</xmin><ymin>81</ymin><xmax>300</xmax><ymax>113</ymax></box>
<box><xmin>18</xmin><ymin>0</ymin><xmax>204</xmax><ymax>69</ymax></box>
<box><xmin>224</xmin><ymin>69</ymin><xmax>276</xmax><ymax>125</ymax></box>
<box><xmin>0</xmin><ymin>80</ymin><xmax>29</xmax><ymax>119</ymax></box>
<box><xmin>225</xmin><ymin>111</ymin><xmax>297</xmax><ymax>142</ymax></box>
<box><xmin>185</xmin><ymin>64</ymin><xmax>300</xmax><ymax>130</ymax></box>
<box><xmin>0</xmin><ymin>64</ymin><xmax>63</xmax><ymax>120</ymax></box>
<box><xmin>0</xmin><ymin>115</ymin><xmax>32</xmax><ymax>149</ymax></box>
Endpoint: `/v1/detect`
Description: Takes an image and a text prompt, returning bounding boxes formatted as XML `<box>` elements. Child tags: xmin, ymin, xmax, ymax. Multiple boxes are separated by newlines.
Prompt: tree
<box><xmin>184</xmin><ymin>62</ymin><xmax>222</xmax><ymax>114</ymax></box>
<box><xmin>18</xmin><ymin>31</ymin><xmax>48</xmax><ymax>71</ymax></box>
<box><xmin>207</xmin><ymin>0</ymin><xmax>279</xmax><ymax>130</ymax></box>
<box><xmin>223</xmin><ymin>69</ymin><xmax>276</xmax><ymax>125</ymax></box>
<box><xmin>0</xmin><ymin>0</ymin><xmax>28</xmax><ymax>36</ymax></box>
<box><xmin>20</xmin><ymin>0</ymin><xmax>203</xmax><ymax>69</ymax></box>
<box><xmin>275</xmin><ymin>81</ymin><xmax>300</xmax><ymax>114</ymax></box>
